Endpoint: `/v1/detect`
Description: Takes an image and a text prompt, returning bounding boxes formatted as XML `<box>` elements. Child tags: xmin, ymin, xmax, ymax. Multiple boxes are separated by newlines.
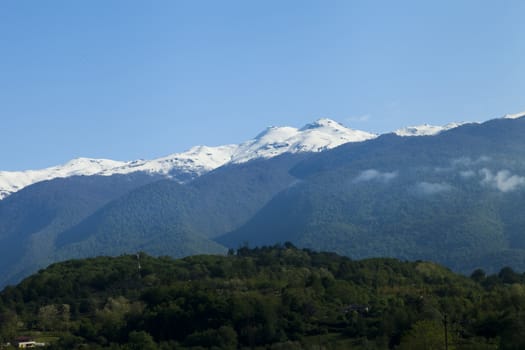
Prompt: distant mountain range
<box><xmin>1</xmin><ymin>111</ymin><xmax>525</xmax><ymax>287</ymax></box>
<box><xmin>0</xmin><ymin>118</ymin><xmax>374</xmax><ymax>199</ymax></box>
<box><xmin>2</xmin><ymin>116</ymin><xmax>492</xmax><ymax>200</ymax></box>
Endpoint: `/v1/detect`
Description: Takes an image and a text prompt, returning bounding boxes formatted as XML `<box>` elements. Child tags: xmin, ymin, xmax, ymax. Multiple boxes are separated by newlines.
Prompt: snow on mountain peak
<box><xmin>300</xmin><ymin>118</ymin><xmax>343</xmax><ymax>130</ymax></box>
<box><xmin>254</xmin><ymin>126</ymin><xmax>298</xmax><ymax>141</ymax></box>
<box><xmin>99</xmin><ymin>144</ymin><xmax>239</xmax><ymax>177</ymax></box>
<box><xmin>0</xmin><ymin>116</ymin><xmax>470</xmax><ymax>199</ymax></box>
<box><xmin>0</xmin><ymin>157</ymin><xmax>127</xmax><ymax>200</ymax></box>
<box><xmin>61</xmin><ymin>157</ymin><xmax>127</xmax><ymax>173</ymax></box>
<box><xmin>394</xmin><ymin>122</ymin><xmax>467</xmax><ymax>137</ymax></box>
<box><xmin>503</xmin><ymin>111</ymin><xmax>525</xmax><ymax>120</ymax></box>
<box><xmin>231</xmin><ymin>120</ymin><xmax>376</xmax><ymax>163</ymax></box>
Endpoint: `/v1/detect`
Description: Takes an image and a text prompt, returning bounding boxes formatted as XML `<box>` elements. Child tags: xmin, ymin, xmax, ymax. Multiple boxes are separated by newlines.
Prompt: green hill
<box><xmin>1</xmin><ymin>245</ymin><xmax>525</xmax><ymax>349</ymax></box>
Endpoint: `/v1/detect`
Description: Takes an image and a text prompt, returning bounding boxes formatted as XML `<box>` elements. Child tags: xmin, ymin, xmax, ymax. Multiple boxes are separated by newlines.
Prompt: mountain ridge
<box><xmin>1</xmin><ymin>118</ymin><xmax>375</xmax><ymax>199</ymax></box>
<box><xmin>0</xmin><ymin>114</ymin><xmax>497</xmax><ymax>200</ymax></box>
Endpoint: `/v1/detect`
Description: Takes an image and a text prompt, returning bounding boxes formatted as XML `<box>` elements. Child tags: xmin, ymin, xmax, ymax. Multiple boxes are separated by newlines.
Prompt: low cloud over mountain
<box><xmin>353</xmin><ymin>169</ymin><xmax>398</xmax><ymax>183</ymax></box>
<box><xmin>480</xmin><ymin>169</ymin><xmax>525</xmax><ymax>192</ymax></box>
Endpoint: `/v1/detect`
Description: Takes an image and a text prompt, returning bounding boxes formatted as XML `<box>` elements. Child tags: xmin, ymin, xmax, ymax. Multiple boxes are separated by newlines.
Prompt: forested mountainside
<box><xmin>0</xmin><ymin>173</ymin><xmax>160</xmax><ymax>287</ymax></box>
<box><xmin>0</xmin><ymin>154</ymin><xmax>306</xmax><ymax>287</ymax></box>
<box><xmin>0</xmin><ymin>245</ymin><xmax>524</xmax><ymax>349</ymax></box>
<box><xmin>218</xmin><ymin>117</ymin><xmax>525</xmax><ymax>273</ymax></box>
<box><xmin>2</xmin><ymin>117</ymin><xmax>525</xmax><ymax>288</ymax></box>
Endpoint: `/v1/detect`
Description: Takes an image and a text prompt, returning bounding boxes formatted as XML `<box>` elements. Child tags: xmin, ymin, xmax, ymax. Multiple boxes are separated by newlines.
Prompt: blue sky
<box><xmin>1</xmin><ymin>1</ymin><xmax>524</xmax><ymax>170</ymax></box>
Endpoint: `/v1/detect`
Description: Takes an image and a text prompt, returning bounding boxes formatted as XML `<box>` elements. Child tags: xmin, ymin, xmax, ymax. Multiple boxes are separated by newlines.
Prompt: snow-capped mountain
<box><xmin>0</xmin><ymin>158</ymin><xmax>127</xmax><ymax>200</ymax></box>
<box><xmin>7</xmin><ymin>112</ymin><xmax>523</xmax><ymax>200</ymax></box>
<box><xmin>392</xmin><ymin>110</ymin><xmax>524</xmax><ymax>137</ymax></box>
<box><xmin>503</xmin><ymin>111</ymin><xmax>525</xmax><ymax>119</ymax></box>
<box><xmin>394</xmin><ymin>122</ymin><xmax>468</xmax><ymax>137</ymax></box>
<box><xmin>0</xmin><ymin>119</ymin><xmax>376</xmax><ymax>199</ymax></box>
<box><xmin>98</xmin><ymin>144</ymin><xmax>239</xmax><ymax>177</ymax></box>
<box><xmin>230</xmin><ymin>118</ymin><xmax>376</xmax><ymax>163</ymax></box>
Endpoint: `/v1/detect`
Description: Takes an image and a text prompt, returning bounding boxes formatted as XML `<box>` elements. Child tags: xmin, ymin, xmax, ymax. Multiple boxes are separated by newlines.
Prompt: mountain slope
<box><xmin>0</xmin><ymin>153</ymin><xmax>307</xmax><ymax>287</ymax></box>
<box><xmin>218</xmin><ymin>117</ymin><xmax>525</xmax><ymax>273</ymax></box>
<box><xmin>52</xmin><ymin>154</ymin><xmax>306</xmax><ymax>263</ymax></box>
<box><xmin>0</xmin><ymin>173</ymin><xmax>160</xmax><ymax>286</ymax></box>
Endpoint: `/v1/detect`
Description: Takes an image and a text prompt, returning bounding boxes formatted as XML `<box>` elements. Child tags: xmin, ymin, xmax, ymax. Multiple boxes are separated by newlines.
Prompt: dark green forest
<box><xmin>1</xmin><ymin>245</ymin><xmax>525</xmax><ymax>349</ymax></box>
<box><xmin>219</xmin><ymin>119</ymin><xmax>525</xmax><ymax>274</ymax></box>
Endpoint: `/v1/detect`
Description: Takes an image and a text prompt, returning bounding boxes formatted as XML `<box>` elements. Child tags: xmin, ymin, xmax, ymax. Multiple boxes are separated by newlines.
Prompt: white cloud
<box><xmin>451</xmin><ymin>157</ymin><xmax>471</xmax><ymax>166</ymax></box>
<box><xmin>451</xmin><ymin>156</ymin><xmax>490</xmax><ymax>167</ymax></box>
<box><xmin>353</xmin><ymin>169</ymin><xmax>398</xmax><ymax>183</ymax></box>
<box><xmin>478</xmin><ymin>156</ymin><xmax>491</xmax><ymax>163</ymax></box>
<box><xmin>414</xmin><ymin>182</ymin><xmax>452</xmax><ymax>195</ymax></box>
<box><xmin>434</xmin><ymin>166</ymin><xmax>453</xmax><ymax>173</ymax></box>
<box><xmin>479</xmin><ymin>168</ymin><xmax>525</xmax><ymax>192</ymax></box>
<box><xmin>459</xmin><ymin>170</ymin><xmax>476</xmax><ymax>178</ymax></box>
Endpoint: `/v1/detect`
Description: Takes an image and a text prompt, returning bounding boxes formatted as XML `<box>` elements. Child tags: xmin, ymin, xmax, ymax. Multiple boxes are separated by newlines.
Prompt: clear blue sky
<box><xmin>1</xmin><ymin>0</ymin><xmax>524</xmax><ymax>170</ymax></box>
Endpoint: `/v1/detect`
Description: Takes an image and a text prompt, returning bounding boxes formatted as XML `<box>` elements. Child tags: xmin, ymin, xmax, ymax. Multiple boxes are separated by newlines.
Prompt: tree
<box><xmin>38</xmin><ymin>304</ymin><xmax>70</xmax><ymax>331</ymax></box>
<box><xmin>0</xmin><ymin>310</ymin><xmax>18</xmax><ymax>343</ymax></box>
<box><xmin>184</xmin><ymin>326</ymin><xmax>238</xmax><ymax>349</ymax></box>
<box><xmin>126</xmin><ymin>331</ymin><xmax>157</xmax><ymax>350</ymax></box>
<box><xmin>470</xmin><ymin>269</ymin><xmax>486</xmax><ymax>283</ymax></box>
<box><xmin>499</xmin><ymin>267</ymin><xmax>520</xmax><ymax>284</ymax></box>
<box><xmin>397</xmin><ymin>320</ymin><xmax>447</xmax><ymax>350</ymax></box>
